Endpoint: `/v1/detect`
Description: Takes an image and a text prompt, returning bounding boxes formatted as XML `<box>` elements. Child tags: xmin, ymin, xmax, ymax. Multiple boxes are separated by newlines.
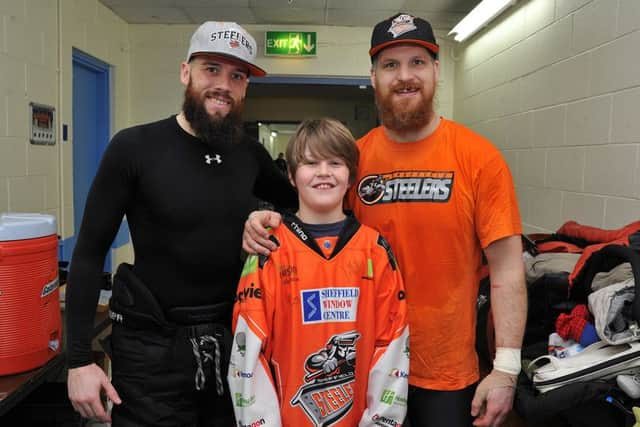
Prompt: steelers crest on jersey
<box><xmin>357</xmin><ymin>170</ymin><xmax>454</xmax><ymax>205</ymax></box>
<box><xmin>291</xmin><ymin>331</ymin><xmax>360</xmax><ymax>426</ymax></box>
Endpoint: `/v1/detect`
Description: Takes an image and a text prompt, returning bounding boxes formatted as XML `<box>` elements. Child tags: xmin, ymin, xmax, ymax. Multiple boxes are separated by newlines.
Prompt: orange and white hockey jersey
<box><xmin>228</xmin><ymin>213</ymin><xmax>409</xmax><ymax>427</ymax></box>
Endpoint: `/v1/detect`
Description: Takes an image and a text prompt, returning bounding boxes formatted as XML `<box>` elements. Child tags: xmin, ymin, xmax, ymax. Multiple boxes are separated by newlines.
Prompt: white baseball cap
<box><xmin>187</xmin><ymin>21</ymin><xmax>266</xmax><ymax>77</ymax></box>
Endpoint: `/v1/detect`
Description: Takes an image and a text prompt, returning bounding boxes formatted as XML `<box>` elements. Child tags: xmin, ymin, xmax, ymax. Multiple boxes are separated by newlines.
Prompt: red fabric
<box><xmin>556</xmin><ymin>304</ymin><xmax>589</xmax><ymax>341</ymax></box>
<box><xmin>527</xmin><ymin>233</ymin><xmax>552</xmax><ymax>242</ymax></box>
<box><xmin>546</xmin><ymin>220</ymin><xmax>640</xmax><ymax>287</ymax></box>
<box><xmin>536</xmin><ymin>241</ymin><xmax>584</xmax><ymax>254</ymax></box>
<box><xmin>557</xmin><ymin>220</ymin><xmax>640</xmax><ymax>244</ymax></box>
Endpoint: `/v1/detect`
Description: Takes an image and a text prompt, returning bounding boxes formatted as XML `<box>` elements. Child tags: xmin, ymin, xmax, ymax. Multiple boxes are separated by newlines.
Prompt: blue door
<box><xmin>61</xmin><ymin>49</ymin><xmax>126</xmax><ymax>271</ymax></box>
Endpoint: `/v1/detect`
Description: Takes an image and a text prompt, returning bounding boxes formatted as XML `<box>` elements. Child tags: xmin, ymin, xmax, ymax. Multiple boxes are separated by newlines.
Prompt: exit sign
<box><xmin>265</xmin><ymin>31</ymin><xmax>316</xmax><ymax>56</ymax></box>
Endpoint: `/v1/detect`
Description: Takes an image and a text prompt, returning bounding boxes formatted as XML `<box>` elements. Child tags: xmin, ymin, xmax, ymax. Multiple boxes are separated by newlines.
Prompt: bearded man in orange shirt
<box><xmin>243</xmin><ymin>13</ymin><xmax>527</xmax><ymax>427</ymax></box>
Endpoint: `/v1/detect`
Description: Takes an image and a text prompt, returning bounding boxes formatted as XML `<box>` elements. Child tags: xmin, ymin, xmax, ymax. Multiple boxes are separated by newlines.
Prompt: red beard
<box><xmin>375</xmin><ymin>82</ymin><xmax>434</xmax><ymax>133</ymax></box>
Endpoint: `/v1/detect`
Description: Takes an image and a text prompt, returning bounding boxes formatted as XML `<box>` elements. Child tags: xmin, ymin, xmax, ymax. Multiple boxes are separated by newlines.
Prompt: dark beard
<box><xmin>375</xmin><ymin>86</ymin><xmax>433</xmax><ymax>133</ymax></box>
<box><xmin>182</xmin><ymin>84</ymin><xmax>244</xmax><ymax>146</ymax></box>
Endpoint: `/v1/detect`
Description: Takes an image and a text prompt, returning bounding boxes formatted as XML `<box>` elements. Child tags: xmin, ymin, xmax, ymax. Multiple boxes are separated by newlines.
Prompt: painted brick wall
<box><xmin>454</xmin><ymin>0</ymin><xmax>640</xmax><ymax>232</ymax></box>
<box><xmin>0</xmin><ymin>0</ymin><xmax>132</xmax><ymax>267</ymax></box>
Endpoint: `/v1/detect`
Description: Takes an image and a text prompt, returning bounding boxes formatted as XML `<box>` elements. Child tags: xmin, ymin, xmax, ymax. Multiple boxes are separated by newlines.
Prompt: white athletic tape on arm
<box><xmin>493</xmin><ymin>347</ymin><xmax>521</xmax><ymax>376</ymax></box>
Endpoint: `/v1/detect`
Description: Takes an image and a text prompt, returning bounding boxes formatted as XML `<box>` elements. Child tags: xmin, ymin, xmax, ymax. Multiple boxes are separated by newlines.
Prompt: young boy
<box><xmin>227</xmin><ymin>118</ymin><xmax>408</xmax><ymax>427</ymax></box>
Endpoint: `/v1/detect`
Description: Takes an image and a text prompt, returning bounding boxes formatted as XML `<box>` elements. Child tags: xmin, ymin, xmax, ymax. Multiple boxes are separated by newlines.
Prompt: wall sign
<box><xmin>30</xmin><ymin>103</ymin><xmax>56</xmax><ymax>145</ymax></box>
<box><xmin>265</xmin><ymin>31</ymin><xmax>316</xmax><ymax>56</ymax></box>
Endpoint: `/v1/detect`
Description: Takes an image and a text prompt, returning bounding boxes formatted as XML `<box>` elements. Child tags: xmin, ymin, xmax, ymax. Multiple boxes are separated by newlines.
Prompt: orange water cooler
<box><xmin>0</xmin><ymin>213</ymin><xmax>61</xmax><ymax>375</ymax></box>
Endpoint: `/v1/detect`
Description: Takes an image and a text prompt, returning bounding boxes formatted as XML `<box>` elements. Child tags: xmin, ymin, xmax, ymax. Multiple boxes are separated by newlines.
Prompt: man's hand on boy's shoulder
<box><xmin>243</xmin><ymin>210</ymin><xmax>283</xmax><ymax>255</ymax></box>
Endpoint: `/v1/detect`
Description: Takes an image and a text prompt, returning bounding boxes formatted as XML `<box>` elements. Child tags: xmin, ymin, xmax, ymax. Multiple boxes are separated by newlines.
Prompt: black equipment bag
<box><xmin>514</xmin><ymin>242</ymin><xmax>640</xmax><ymax>426</ymax></box>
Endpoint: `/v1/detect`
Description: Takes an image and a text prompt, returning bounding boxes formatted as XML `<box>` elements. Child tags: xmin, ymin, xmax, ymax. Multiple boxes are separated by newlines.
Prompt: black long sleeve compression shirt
<box><xmin>65</xmin><ymin>116</ymin><xmax>297</xmax><ymax>368</ymax></box>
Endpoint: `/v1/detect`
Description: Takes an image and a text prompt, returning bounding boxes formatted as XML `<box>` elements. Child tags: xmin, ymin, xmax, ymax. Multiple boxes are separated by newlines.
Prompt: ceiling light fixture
<box><xmin>448</xmin><ymin>0</ymin><xmax>517</xmax><ymax>43</ymax></box>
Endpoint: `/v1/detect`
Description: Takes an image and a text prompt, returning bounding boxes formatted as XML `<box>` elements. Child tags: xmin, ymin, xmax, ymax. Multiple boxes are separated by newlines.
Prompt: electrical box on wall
<box><xmin>29</xmin><ymin>103</ymin><xmax>56</xmax><ymax>145</ymax></box>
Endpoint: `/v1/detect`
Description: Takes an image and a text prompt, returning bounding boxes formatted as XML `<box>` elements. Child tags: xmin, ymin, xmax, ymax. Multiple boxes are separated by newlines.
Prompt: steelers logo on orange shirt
<box><xmin>357</xmin><ymin>170</ymin><xmax>454</xmax><ymax>205</ymax></box>
<box><xmin>357</xmin><ymin>174</ymin><xmax>387</xmax><ymax>205</ymax></box>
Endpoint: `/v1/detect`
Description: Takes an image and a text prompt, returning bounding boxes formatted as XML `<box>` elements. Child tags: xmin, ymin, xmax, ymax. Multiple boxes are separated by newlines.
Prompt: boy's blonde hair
<box><xmin>286</xmin><ymin>118</ymin><xmax>360</xmax><ymax>184</ymax></box>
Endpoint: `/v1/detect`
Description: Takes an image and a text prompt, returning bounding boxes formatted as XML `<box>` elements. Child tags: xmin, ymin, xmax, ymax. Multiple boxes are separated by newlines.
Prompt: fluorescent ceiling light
<box><xmin>448</xmin><ymin>0</ymin><xmax>517</xmax><ymax>42</ymax></box>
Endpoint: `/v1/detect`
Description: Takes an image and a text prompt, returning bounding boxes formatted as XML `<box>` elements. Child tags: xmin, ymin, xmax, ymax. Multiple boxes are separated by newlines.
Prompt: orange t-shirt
<box><xmin>347</xmin><ymin>118</ymin><xmax>522</xmax><ymax>390</ymax></box>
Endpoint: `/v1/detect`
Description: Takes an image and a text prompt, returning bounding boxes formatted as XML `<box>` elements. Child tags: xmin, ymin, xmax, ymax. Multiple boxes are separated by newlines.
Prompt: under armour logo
<box><xmin>205</xmin><ymin>154</ymin><xmax>222</xmax><ymax>165</ymax></box>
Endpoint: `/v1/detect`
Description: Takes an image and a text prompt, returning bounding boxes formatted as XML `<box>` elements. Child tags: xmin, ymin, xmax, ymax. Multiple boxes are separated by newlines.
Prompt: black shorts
<box><xmin>109</xmin><ymin>323</ymin><xmax>235</xmax><ymax>427</ymax></box>
<box><xmin>405</xmin><ymin>383</ymin><xmax>478</xmax><ymax>427</ymax></box>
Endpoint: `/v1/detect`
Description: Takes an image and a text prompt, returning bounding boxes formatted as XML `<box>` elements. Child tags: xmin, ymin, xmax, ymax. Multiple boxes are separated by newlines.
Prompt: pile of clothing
<box><xmin>513</xmin><ymin>220</ymin><xmax>640</xmax><ymax>426</ymax></box>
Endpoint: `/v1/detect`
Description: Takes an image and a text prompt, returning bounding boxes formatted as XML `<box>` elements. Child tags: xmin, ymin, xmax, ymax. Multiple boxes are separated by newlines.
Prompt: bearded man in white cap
<box><xmin>65</xmin><ymin>21</ymin><xmax>296</xmax><ymax>426</ymax></box>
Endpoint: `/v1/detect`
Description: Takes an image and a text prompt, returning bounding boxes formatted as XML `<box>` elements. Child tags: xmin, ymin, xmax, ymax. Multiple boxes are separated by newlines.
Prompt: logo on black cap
<box><xmin>369</xmin><ymin>13</ymin><xmax>439</xmax><ymax>59</ymax></box>
<box><xmin>388</xmin><ymin>14</ymin><xmax>417</xmax><ymax>38</ymax></box>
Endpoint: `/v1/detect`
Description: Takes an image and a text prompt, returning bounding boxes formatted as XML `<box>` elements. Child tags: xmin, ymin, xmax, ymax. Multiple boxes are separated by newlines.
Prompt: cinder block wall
<box><xmin>0</xmin><ymin>0</ymin><xmax>132</xmax><ymax>265</ymax></box>
<box><xmin>0</xmin><ymin>0</ymin><xmax>60</xmax><ymax>217</ymax></box>
<box><xmin>126</xmin><ymin>24</ymin><xmax>455</xmax><ymax>128</ymax></box>
<box><xmin>2</xmin><ymin>0</ymin><xmax>638</xmax><ymax>252</ymax></box>
<box><xmin>454</xmin><ymin>0</ymin><xmax>640</xmax><ymax>232</ymax></box>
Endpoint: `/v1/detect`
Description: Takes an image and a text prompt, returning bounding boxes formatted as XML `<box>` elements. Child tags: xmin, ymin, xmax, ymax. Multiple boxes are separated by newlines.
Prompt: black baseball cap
<box><xmin>370</xmin><ymin>13</ymin><xmax>439</xmax><ymax>59</ymax></box>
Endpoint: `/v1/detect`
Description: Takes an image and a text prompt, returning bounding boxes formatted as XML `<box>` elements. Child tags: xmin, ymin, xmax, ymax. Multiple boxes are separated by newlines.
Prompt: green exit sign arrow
<box><xmin>265</xmin><ymin>31</ymin><xmax>316</xmax><ymax>56</ymax></box>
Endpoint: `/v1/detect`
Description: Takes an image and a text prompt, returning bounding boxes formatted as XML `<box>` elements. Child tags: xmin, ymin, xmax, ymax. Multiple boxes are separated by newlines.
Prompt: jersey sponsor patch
<box><xmin>403</xmin><ymin>336</ymin><xmax>410</xmax><ymax>359</ymax></box>
<box><xmin>379</xmin><ymin>389</ymin><xmax>407</xmax><ymax>407</ymax></box>
<box><xmin>234</xmin><ymin>392</ymin><xmax>256</xmax><ymax>407</ymax></box>
<box><xmin>237</xmin><ymin>417</ymin><xmax>265</xmax><ymax>427</ymax></box>
<box><xmin>389</xmin><ymin>368</ymin><xmax>409</xmax><ymax>379</ymax></box>
<box><xmin>229</xmin><ymin>367</ymin><xmax>253</xmax><ymax>378</ymax></box>
<box><xmin>235</xmin><ymin>282</ymin><xmax>262</xmax><ymax>303</ymax></box>
<box><xmin>372</xmin><ymin>413</ymin><xmax>403</xmax><ymax>426</ymax></box>
<box><xmin>241</xmin><ymin>255</ymin><xmax>258</xmax><ymax>277</ymax></box>
<box><xmin>301</xmin><ymin>288</ymin><xmax>359</xmax><ymax>324</ymax></box>
<box><xmin>235</xmin><ymin>332</ymin><xmax>247</xmax><ymax>356</ymax></box>
<box><xmin>357</xmin><ymin>170</ymin><xmax>454</xmax><ymax>205</ymax></box>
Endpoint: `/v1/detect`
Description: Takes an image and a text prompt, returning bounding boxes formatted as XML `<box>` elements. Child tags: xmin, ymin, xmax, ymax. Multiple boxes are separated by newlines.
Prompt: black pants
<box><xmin>406</xmin><ymin>383</ymin><xmax>478</xmax><ymax>427</ymax></box>
<box><xmin>109</xmin><ymin>323</ymin><xmax>235</xmax><ymax>427</ymax></box>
